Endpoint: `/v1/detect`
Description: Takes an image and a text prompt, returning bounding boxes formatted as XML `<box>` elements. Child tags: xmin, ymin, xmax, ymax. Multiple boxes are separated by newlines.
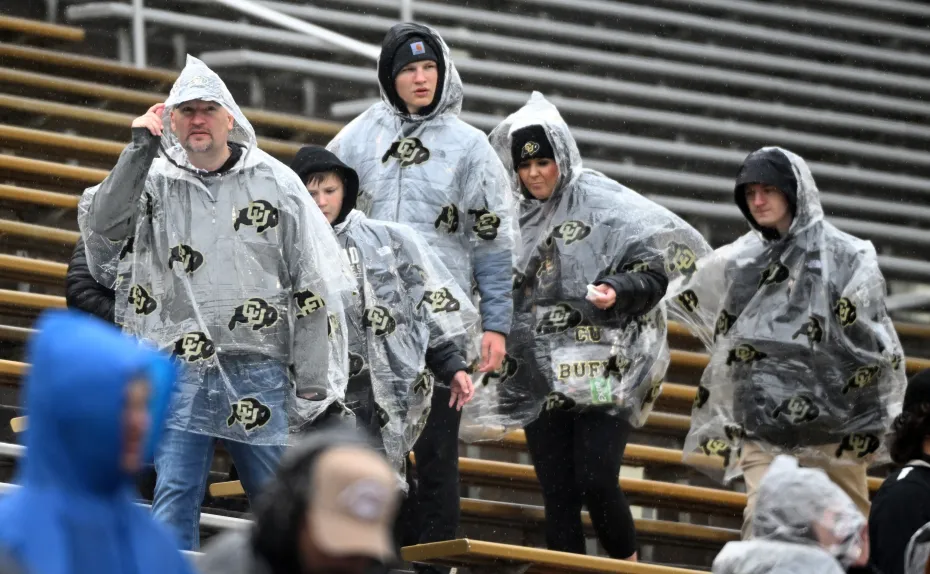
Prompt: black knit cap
<box><xmin>391</xmin><ymin>36</ymin><xmax>439</xmax><ymax>78</ymax></box>
<box><xmin>904</xmin><ymin>369</ymin><xmax>930</xmax><ymax>413</ymax></box>
<box><xmin>734</xmin><ymin>148</ymin><xmax>799</xmax><ymax>240</ymax></box>
<box><xmin>510</xmin><ymin>125</ymin><xmax>555</xmax><ymax>171</ymax></box>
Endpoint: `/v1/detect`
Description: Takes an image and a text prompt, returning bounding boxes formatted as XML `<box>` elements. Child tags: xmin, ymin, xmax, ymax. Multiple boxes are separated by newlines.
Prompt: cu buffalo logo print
<box><xmin>759</xmin><ymin>261</ymin><xmax>790</xmax><ymax>288</ymax></box>
<box><xmin>536</xmin><ymin>303</ymin><xmax>583</xmax><ymax>335</ymax></box>
<box><xmin>468</xmin><ymin>208</ymin><xmax>501</xmax><ymax>240</ymax></box>
<box><xmin>168</xmin><ymin>244</ymin><xmax>204</xmax><ymax>274</ymax></box>
<box><xmin>835</xmin><ymin>433</ymin><xmax>880</xmax><ymax>459</ymax></box>
<box><xmin>842</xmin><ymin>364</ymin><xmax>881</xmax><ymax>394</ymax></box>
<box><xmin>551</xmin><ymin>221</ymin><xmax>591</xmax><ymax>245</ymax></box>
<box><xmin>664</xmin><ymin>242</ymin><xmax>697</xmax><ymax>278</ymax></box>
<box><xmin>521</xmin><ymin>141</ymin><xmax>540</xmax><ymax>159</ymax></box>
<box><xmin>229</xmin><ymin>298</ymin><xmax>279</xmax><ymax>331</ymax></box>
<box><xmin>640</xmin><ymin>380</ymin><xmax>662</xmax><ymax>409</ymax></box>
<box><xmin>435</xmin><ymin>204</ymin><xmax>460</xmax><ymax>234</ymax></box>
<box><xmin>792</xmin><ymin>316</ymin><xmax>824</xmax><ymax>345</ymax></box>
<box><xmin>726</xmin><ymin>344</ymin><xmax>767</xmax><ymax>366</ymax></box>
<box><xmin>172</xmin><ymin>332</ymin><xmax>216</xmax><ymax>363</ymax></box>
<box><xmin>694</xmin><ymin>385</ymin><xmax>710</xmax><ymax>409</ymax></box>
<box><xmin>420</xmin><ymin>288</ymin><xmax>461</xmax><ymax>313</ymax></box>
<box><xmin>349</xmin><ymin>352</ymin><xmax>367</xmax><ymax>378</ymax></box>
<box><xmin>294</xmin><ymin>289</ymin><xmax>325</xmax><ymax>318</ymax></box>
<box><xmin>226</xmin><ymin>397</ymin><xmax>271</xmax><ymax>432</ymax></box>
<box><xmin>364</xmin><ymin>306</ymin><xmax>397</xmax><ymax>337</ymax></box>
<box><xmin>677</xmin><ymin>290</ymin><xmax>699</xmax><ymax>313</ymax></box>
<box><xmin>543</xmin><ymin>391</ymin><xmax>576</xmax><ymax>412</ymax></box>
<box><xmin>382</xmin><ymin>137</ymin><xmax>430</xmax><ymax>168</ymax></box>
<box><xmin>699</xmin><ymin>437</ymin><xmax>733</xmax><ymax>467</ymax></box>
<box><xmin>714</xmin><ymin>310</ymin><xmax>737</xmax><ymax>341</ymax></box>
<box><xmin>414</xmin><ymin>370</ymin><xmax>435</xmax><ymax>396</ymax></box>
<box><xmin>129</xmin><ymin>284</ymin><xmax>157</xmax><ymax>315</ymax></box>
<box><xmin>234</xmin><ymin>200</ymin><xmax>279</xmax><ymax>234</ymax></box>
<box><xmin>485</xmin><ymin>355</ymin><xmax>520</xmax><ymax>386</ymax></box>
<box><xmin>772</xmin><ymin>394</ymin><xmax>820</xmax><ymax>424</ymax></box>
<box><xmin>835</xmin><ymin>297</ymin><xmax>858</xmax><ymax>327</ymax></box>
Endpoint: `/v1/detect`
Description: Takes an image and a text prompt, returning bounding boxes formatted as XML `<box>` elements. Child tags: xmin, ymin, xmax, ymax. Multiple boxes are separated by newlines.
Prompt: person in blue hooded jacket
<box><xmin>0</xmin><ymin>310</ymin><xmax>194</xmax><ymax>574</ymax></box>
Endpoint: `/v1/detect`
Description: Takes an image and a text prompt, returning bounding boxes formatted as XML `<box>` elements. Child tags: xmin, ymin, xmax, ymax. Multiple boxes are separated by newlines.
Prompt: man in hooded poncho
<box><xmin>288</xmin><ymin>145</ymin><xmax>480</xmax><ymax>478</ymax></box>
<box><xmin>77</xmin><ymin>56</ymin><xmax>353</xmax><ymax>549</ymax></box>
<box><xmin>468</xmin><ymin>92</ymin><xmax>711</xmax><ymax>560</ymax></box>
<box><xmin>669</xmin><ymin>146</ymin><xmax>906</xmax><ymax>538</ymax></box>
<box><xmin>327</xmin><ymin>24</ymin><xmax>515</xmax><ymax>565</ymax></box>
<box><xmin>0</xmin><ymin>310</ymin><xmax>194</xmax><ymax>574</ymax></box>
<box><xmin>712</xmin><ymin>455</ymin><xmax>869</xmax><ymax>574</ymax></box>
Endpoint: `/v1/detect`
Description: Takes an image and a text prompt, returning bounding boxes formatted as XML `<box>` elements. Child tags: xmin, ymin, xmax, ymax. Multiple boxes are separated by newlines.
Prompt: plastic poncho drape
<box><xmin>335</xmin><ymin>210</ymin><xmax>479</xmax><ymax>475</ymax></box>
<box><xmin>905</xmin><ymin>521</ymin><xmax>930</xmax><ymax>574</ymax></box>
<box><xmin>78</xmin><ymin>56</ymin><xmax>353</xmax><ymax>446</ymax></box>
<box><xmin>462</xmin><ymin>92</ymin><xmax>712</xmax><ymax>438</ymax></box>
<box><xmin>326</xmin><ymin>24</ymin><xmax>517</xmax><ymax>338</ymax></box>
<box><xmin>714</xmin><ymin>456</ymin><xmax>866</xmax><ymax>573</ymax></box>
<box><xmin>667</xmin><ymin>147</ymin><xmax>906</xmax><ymax>480</ymax></box>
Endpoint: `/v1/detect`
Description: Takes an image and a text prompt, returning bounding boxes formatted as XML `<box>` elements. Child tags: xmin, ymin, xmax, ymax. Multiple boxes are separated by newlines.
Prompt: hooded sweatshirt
<box><xmin>467</xmin><ymin>93</ymin><xmax>711</xmax><ymax>431</ymax></box>
<box><xmin>327</xmin><ymin>23</ymin><xmax>516</xmax><ymax>338</ymax></box>
<box><xmin>713</xmin><ymin>456</ymin><xmax>865</xmax><ymax>574</ymax></box>
<box><xmin>78</xmin><ymin>56</ymin><xmax>354</xmax><ymax>446</ymax></box>
<box><xmin>0</xmin><ymin>310</ymin><xmax>192</xmax><ymax>574</ymax></box>
<box><xmin>669</xmin><ymin>146</ymin><xmax>906</xmax><ymax>479</ymax></box>
<box><xmin>289</xmin><ymin>146</ymin><xmax>479</xmax><ymax>474</ymax></box>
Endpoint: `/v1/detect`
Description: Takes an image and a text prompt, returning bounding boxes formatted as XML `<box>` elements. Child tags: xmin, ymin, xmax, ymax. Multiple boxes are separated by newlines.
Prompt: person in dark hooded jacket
<box><xmin>327</xmin><ymin>24</ymin><xmax>516</xmax><ymax>569</ymax></box>
<box><xmin>288</xmin><ymin>145</ymin><xmax>479</xmax><ymax>479</ymax></box>
<box><xmin>66</xmin><ymin>237</ymin><xmax>116</xmax><ymax>322</ymax></box>
<box><xmin>669</xmin><ymin>147</ymin><xmax>906</xmax><ymax>539</ymax></box>
<box><xmin>0</xmin><ymin>309</ymin><xmax>193</xmax><ymax>574</ymax></box>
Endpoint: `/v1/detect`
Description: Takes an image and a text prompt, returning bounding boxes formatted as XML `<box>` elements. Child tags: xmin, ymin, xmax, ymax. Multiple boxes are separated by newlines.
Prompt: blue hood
<box><xmin>0</xmin><ymin>310</ymin><xmax>192</xmax><ymax>574</ymax></box>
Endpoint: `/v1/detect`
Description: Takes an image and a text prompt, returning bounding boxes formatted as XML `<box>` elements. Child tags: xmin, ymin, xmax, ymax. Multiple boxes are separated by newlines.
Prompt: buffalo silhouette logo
<box><xmin>759</xmin><ymin>261</ymin><xmax>790</xmax><ymax>288</ymax></box>
<box><xmin>234</xmin><ymin>200</ymin><xmax>279</xmax><ymax>234</ymax></box>
<box><xmin>168</xmin><ymin>244</ymin><xmax>204</xmax><ymax>274</ymax></box>
<box><xmin>382</xmin><ymin>137</ymin><xmax>430</xmax><ymax>167</ymax></box>
<box><xmin>551</xmin><ymin>220</ymin><xmax>591</xmax><ymax>245</ymax></box>
<box><xmin>172</xmin><ymin>331</ymin><xmax>215</xmax><ymax>363</ymax></box>
<box><xmin>714</xmin><ymin>310</ymin><xmax>737</xmax><ymax>341</ymax></box>
<box><xmin>640</xmin><ymin>380</ymin><xmax>662</xmax><ymax>409</ymax></box>
<box><xmin>521</xmin><ymin>141</ymin><xmax>540</xmax><ymax>159</ymax></box>
<box><xmin>843</xmin><ymin>364</ymin><xmax>881</xmax><ymax>394</ymax></box>
<box><xmin>694</xmin><ymin>385</ymin><xmax>710</xmax><ymax>409</ymax></box>
<box><xmin>536</xmin><ymin>303</ymin><xmax>583</xmax><ymax>335</ymax></box>
<box><xmin>294</xmin><ymin>290</ymin><xmax>325</xmax><ymax>318</ymax></box>
<box><xmin>724</xmin><ymin>424</ymin><xmax>745</xmax><ymax>442</ymax></box>
<box><xmin>677</xmin><ymin>289</ymin><xmax>699</xmax><ymax>313</ymax></box>
<box><xmin>414</xmin><ymin>370</ymin><xmax>435</xmax><ymax>396</ymax></box>
<box><xmin>485</xmin><ymin>355</ymin><xmax>520</xmax><ymax>386</ymax></box>
<box><xmin>128</xmin><ymin>284</ymin><xmax>157</xmax><ymax>315</ymax></box>
<box><xmin>364</xmin><ymin>306</ymin><xmax>396</xmax><ymax>337</ymax></box>
<box><xmin>726</xmin><ymin>344</ymin><xmax>767</xmax><ymax>366</ymax></box>
<box><xmin>229</xmin><ymin>298</ymin><xmax>279</xmax><ymax>331</ymax></box>
<box><xmin>349</xmin><ymin>352</ymin><xmax>367</xmax><ymax>378</ymax></box>
<box><xmin>468</xmin><ymin>208</ymin><xmax>501</xmax><ymax>240</ymax></box>
<box><xmin>835</xmin><ymin>297</ymin><xmax>858</xmax><ymax>327</ymax></box>
<box><xmin>226</xmin><ymin>397</ymin><xmax>271</xmax><ymax>432</ymax></box>
<box><xmin>420</xmin><ymin>288</ymin><xmax>461</xmax><ymax>313</ymax></box>
<box><xmin>772</xmin><ymin>395</ymin><xmax>820</xmax><ymax>424</ymax></box>
<box><xmin>665</xmin><ymin>242</ymin><xmax>697</xmax><ymax>278</ymax></box>
<box><xmin>835</xmin><ymin>433</ymin><xmax>880</xmax><ymax>459</ymax></box>
<box><xmin>792</xmin><ymin>316</ymin><xmax>824</xmax><ymax>345</ymax></box>
<box><xmin>434</xmin><ymin>204</ymin><xmax>460</xmax><ymax>234</ymax></box>
<box><xmin>699</xmin><ymin>437</ymin><xmax>732</xmax><ymax>467</ymax></box>
<box><xmin>543</xmin><ymin>391</ymin><xmax>576</xmax><ymax>412</ymax></box>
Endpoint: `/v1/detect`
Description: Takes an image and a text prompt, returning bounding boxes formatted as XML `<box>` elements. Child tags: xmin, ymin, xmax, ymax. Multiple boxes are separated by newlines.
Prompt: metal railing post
<box><xmin>132</xmin><ymin>0</ymin><xmax>147</xmax><ymax>68</ymax></box>
<box><xmin>400</xmin><ymin>0</ymin><xmax>413</xmax><ymax>22</ymax></box>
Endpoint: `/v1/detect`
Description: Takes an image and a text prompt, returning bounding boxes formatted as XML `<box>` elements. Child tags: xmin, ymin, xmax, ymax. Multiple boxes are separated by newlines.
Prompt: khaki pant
<box><xmin>739</xmin><ymin>441</ymin><xmax>870</xmax><ymax>540</ymax></box>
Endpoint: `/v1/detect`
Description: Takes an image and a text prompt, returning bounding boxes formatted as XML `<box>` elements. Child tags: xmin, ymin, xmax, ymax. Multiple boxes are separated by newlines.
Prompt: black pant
<box><xmin>524</xmin><ymin>407</ymin><xmax>637</xmax><ymax>559</ymax></box>
<box><xmin>397</xmin><ymin>386</ymin><xmax>462</xmax><ymax>574</ymax></box>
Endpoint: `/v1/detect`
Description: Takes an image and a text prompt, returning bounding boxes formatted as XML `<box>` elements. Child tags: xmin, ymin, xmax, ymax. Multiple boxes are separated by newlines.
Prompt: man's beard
<box><xmin>184</xmin><ymin>134</ymin><xmax>214</xmax><ymax>154</ymax></box>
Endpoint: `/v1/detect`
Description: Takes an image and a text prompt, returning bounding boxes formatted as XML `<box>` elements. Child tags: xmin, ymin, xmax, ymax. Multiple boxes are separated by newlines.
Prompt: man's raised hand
<box><xmin>132</xmin><ymin>103</ymin><xmax>166</xmax><ymax>137</ymax></box>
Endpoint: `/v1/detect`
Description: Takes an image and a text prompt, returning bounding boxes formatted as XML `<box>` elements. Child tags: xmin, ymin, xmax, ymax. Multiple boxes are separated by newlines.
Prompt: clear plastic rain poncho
<box><xmin>713</xmin><ymin>456</ymin><xmax>866</xmax><ymax>574</ymax></box>
<box><xmin>905</xmin><ymin>520</ymin><xmax>930</xmax><ymax>574</ymax></box>
<box><xmin>334</xmin><ymin>209</ymin><xmax>479</xmax><ymax>475</ymax></box>
<box><xmin>462</xmin><ymin>92</ymin><xmax>712</xmax><ymax>437</ymax></box>
<box><xmin>78</xmin><ymin>56</ymin><xmax>353</xmax><ymax>446</ymax></box>
<box><xmin>327</xmin><ymin>23</ymin><xmax>517</xmax><ymax>339</ymax></box>
<box><xmin>667</xmin><ymin>147</ymin><xmax>906</xmax><ymax>480</ymax></box>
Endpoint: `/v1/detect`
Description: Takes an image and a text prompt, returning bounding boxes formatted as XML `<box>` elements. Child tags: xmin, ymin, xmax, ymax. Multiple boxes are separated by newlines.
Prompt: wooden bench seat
<box><xmin>0</xmin><ymin>184</ymin><xmax>79</xmax><ymax>210</ymax></box>
<box><xmin>0</xmin><ymin>42</ymin><xmax>174</xmax><ymax>83</ymax></box>
<box><xmin>402</xmin><ymin>539</ymin><xmax>700</xmax><ymax>574</ymax></box>
<box><xmin>0</xmin><ymin>254</ymin><xmax>66</xmax><ymax>284</ymax></box>
<box><xmin>0</xmin><ymin>16</ymin><xmax>84</xmax><ymax>43</ymax></box>
<box><xmin>0</xmin><ymin>288</ymin><xmax>66</xmax><ymax>311</ymax></box>
<box><xmin>0</xmin><ymin>219</ymin><xmax>79</xmax><ymax>245</ymax></box>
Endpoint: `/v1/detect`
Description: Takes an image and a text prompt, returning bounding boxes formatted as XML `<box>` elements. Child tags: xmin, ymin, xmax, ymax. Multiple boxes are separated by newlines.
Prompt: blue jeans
<box><xmin>153</xmin><ymin>428</ymin><xmax>284</xmax><ymax>550</ymax></box>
